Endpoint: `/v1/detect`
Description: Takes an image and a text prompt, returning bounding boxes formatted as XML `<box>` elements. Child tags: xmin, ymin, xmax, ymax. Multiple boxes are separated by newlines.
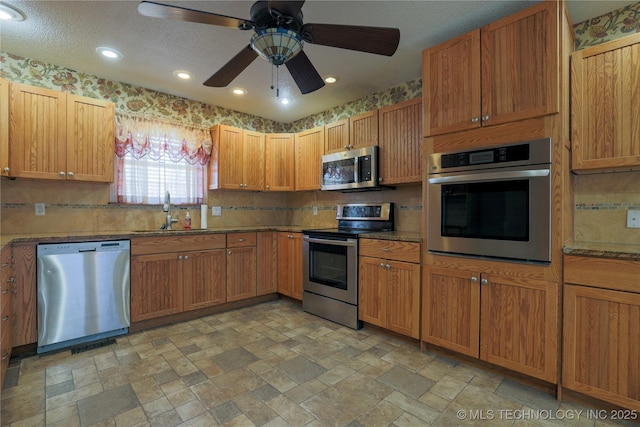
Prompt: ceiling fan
<box><xmin>137</xmin><ymin>1</ymin><xmax>401</xmax><ymax>94</ymax></box>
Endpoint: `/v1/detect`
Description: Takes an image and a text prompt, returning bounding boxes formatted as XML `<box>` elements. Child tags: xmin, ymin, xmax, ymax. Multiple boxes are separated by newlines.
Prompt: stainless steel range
<box><xmin>302</xmin><ymin>203</ymin><xmax>394</xmax><ymax>329</ymax></box>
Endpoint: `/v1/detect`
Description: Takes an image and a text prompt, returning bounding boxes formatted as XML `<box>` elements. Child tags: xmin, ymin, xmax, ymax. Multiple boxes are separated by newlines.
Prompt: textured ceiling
<box><xmin>0</xmin><ymin>0</ymin><xmax>632</xmax><ymax>123</ymax></box>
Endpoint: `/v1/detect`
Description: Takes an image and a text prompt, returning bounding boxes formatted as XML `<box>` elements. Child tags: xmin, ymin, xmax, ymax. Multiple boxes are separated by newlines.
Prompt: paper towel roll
<box><xmin>200</xmin><ymin>204</ymin><xmax>208</xmax><ymax>229</ymax></box>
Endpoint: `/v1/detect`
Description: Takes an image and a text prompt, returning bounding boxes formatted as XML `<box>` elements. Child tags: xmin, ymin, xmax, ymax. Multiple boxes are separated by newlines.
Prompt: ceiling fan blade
<box><xmin>138</xmin><ymin>1</ymin><xmax>251</xmax><ymax>29</ymax></box>
<box><xmin>285</xmin><ymin>51</ymin><xmax>325</xmax><ymax>94</ymax></box>
<box><xmin>268</xmin><ymin>1</ymin><xmax>305</xmax><ymax>18</ymax></box>
<box><xmin>204</xmin><ymin>45</ymin><xmax>258</xmax><ymax>87</ymax></box>
<box><xmin>302</xmin><ymin>23</ymin><xmax>400</xmax><ymax>56</ymax></box>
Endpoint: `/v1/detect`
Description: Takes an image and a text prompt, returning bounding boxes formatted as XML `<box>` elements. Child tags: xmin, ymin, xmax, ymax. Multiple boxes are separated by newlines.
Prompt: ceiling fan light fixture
<box><xmin>250</xmin><ymin>27</ymin><xmax>303</xmax><ymax>66</ymax></box>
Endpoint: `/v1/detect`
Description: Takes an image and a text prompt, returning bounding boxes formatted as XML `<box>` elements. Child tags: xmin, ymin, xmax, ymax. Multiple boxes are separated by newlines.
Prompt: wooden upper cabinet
<box><xmin>571</xmin><ymin>33</ymin><xmax>640</xmax><ymax>172</ymax></box>
<box><xmin>0</xmin><ymin>78</ymin><xmax>9</xmax><ymax>177</ymax></box>
<box><xmin>9</xmin><ymin>83</ymin><xmax>114</xmax><ymax>182</ymax></box>
<box><xmin>10</xmin><ymin>84</ymin><xmax>67</xmax><ymax>180</ymax></box>
<box><xmin>295</xmin><ymin>126</ymin><xmax>325</xmax><ymax>191</ymax></box>
<box><xmin>66</xmin><ymin>94</ymin><xmax>114</xmax><ymax>182</ymax></box>
<box><xmin>209</xmin><ymin>125</ymin><xmax>265</xmax><ymax>190</ymax></box>
<box><xmin>349</xmin><ymin>110</ymin><xmax>378</xmax><ymax>149</ymax></box>
<box><xmin>378</xmin><ymin>98</ymin><xmax>423</xmax><ymax>184</ymax></box>
<box><xmin>264</xmin><ymin>133</ymin><xmax>295</xmax><ymax>191</ymax></box>
<box><xmin>324</xmin><ymin>118</ymin><xmax>349</xmax><ymax>154</ymax></box>
<box><xmin>423</xmin><ymin>0</ymin><xmax>560</xmax><ymax>137</ymax></box>
<box><xmin>423</xmin><ymin>30</ymin><xmax>480</xmax><ymax>136</ymax></box>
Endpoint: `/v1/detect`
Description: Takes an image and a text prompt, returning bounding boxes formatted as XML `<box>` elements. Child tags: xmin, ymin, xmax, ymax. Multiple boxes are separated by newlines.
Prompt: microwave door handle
<box><xmin>354</xmin><ymin>156</ymin><xmax>359</xmax><ymax>183</ymax></box>
<box><xmin>428</xmin><ymin>168</ymin><xmax>550</xmax><ymax>184</ymax></box>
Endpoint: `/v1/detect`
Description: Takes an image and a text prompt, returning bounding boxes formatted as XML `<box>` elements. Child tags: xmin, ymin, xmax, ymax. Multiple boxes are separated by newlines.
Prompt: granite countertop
<box><xmin>563</xmin><ymin>242</ymin><xmax>640</xmax><ymax>261</ymax></box>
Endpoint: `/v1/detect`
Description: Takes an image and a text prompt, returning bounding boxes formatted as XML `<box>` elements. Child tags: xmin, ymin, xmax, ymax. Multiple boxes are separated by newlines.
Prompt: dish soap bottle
<box><xmin>184</xmin><ymin>211</ymin><xmax>191</xmax><ymax>230</ymax></box>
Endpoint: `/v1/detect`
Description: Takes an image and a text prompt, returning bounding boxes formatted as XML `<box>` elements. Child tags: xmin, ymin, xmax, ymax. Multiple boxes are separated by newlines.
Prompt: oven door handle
<box><xmin>428</xmin><ymin>168</ymin><xmax>550</xmax><ymax>184</ymax></box>
<box><xmin>303</xmin><ymin>236</ymin><xmax>358</xmax><ymax>247</ymax></box>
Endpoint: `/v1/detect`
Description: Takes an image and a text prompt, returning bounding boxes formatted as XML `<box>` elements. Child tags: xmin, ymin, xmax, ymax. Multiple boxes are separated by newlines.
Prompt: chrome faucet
<box><xmin>162</xmin><ymin>191</ymin><xmax>178</xmax><ymax>230</ymax></box>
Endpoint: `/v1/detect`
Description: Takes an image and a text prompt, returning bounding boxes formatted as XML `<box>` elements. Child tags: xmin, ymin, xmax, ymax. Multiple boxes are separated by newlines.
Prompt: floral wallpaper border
<box><xmin>1</xmin><ymin>1</ymin><xmax>637</xmax><ymax>131</ymax></box>
<box><xmin>573</xmin><ymin>1</ymin><xmax>640</xmax><ymax>50</ymax></box>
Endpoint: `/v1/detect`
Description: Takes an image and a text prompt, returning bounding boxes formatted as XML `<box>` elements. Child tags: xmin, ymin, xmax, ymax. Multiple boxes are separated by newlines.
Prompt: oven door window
<box><xmin>441</xmin><ymin>180</ymin><xmax>529</xmax><ymax>241</ymax></box>
<box><xmin>308</xmin><ymin>242</ymin><xmax>348</xmax><ymax>290</ymax></box>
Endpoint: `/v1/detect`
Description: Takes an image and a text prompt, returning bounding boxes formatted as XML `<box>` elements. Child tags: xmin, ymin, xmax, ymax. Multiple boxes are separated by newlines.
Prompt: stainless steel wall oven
<box><xmin>427</xmin><ymin>138</ymin><xmax>552</xmax><ymax>263</ymax></box>
<box><xmin>303</xmin><ymin>203</ymin><xmax>394</xmax><ymax>329</ymax></box>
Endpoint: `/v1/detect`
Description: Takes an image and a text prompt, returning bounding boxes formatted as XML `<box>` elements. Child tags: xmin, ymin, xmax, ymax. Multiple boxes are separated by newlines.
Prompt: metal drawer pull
<box><xmin>471</xmin><ymin>276</ymin><xmax>478</xmax><ymax>282</ymax></box>
<box><xmin>2</xmin><ymin>315</ymin><xmax>9</xmax><ymax>322</ymax></box>
<box><xmin>2</xmin><ymin>352</ymin><xmax>8</xmax><ymax>360</ymax></box>
<box><xmin>481</xmin><ymin>278</ymin><xmax>488</xmax><ymax>285</ymax></box>
<box><xmin>1</xmin><ymin>289</ymin><xmax>8</xmax><ymax>294</ymax></box>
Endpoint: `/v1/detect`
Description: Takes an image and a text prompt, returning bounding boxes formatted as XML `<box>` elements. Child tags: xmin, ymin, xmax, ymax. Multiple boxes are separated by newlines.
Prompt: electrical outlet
<box><xmin>34</xmin><ymin>203</ymin><xmax>45</xmax><ymax>216</ymax></box>
<box><xmin>627</xmin><ymin>210</ymin><xmax>640</xmax><ymax>228</ymax></box>
<box><xmin>212</xmin><ymin>206</ymin><xmax>222</xmax><ymax>217</ymax></box>
<box><xmin>313</xmin><ymin>206</ymin><xmax>318</xmax><ymax>216</ymax></box>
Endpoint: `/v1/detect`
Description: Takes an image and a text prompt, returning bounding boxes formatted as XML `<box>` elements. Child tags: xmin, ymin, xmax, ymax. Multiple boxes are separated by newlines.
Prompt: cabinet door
<box><xmin>378</xmin><ymin>98</ymin><xmax>423</xmax><ymax>184</ymax></box>
<box><xmin>10</xmin><ymin>83</ymin><xmax>67</xmax><ymax>180</ymax></box>
<box><xmin>214</xmin><ymin>125</ymin><xmax>244</xmax><ymax>190</ymax></box>
<box><xmin>226</xmin><ymin>246</ymin><xmax>257</xmax><ymax>302</ymax></box>
<box><xmin>277</xmin><ymin>232</ymin><xmax>302</xmax><ymax>300</ymax></box>
<box><xmin>349</xmin><ymin>110</ymin><xmax>378</xmax><ymax>148</ymax></box>
<box><xmin>183</xmin><ymin>249</ymin><xmax>226</xmax><ymax>310</ymax></box>
<box><xmin>257</xmin><ymin>232</ymin><xmax>278</xmax><ymax>296</ymax></box>
<box><xmin>66</xmin><ymin>94</ymin><xmax>115</xmax><ymax>182</ymax></box>
<box><xmin>571</xmin><ymin>33</ymin><xmax>640</xmax><ymax>171</ymax></box>
<box><xmin>242</xmin><ymin>130</ymin><xmax>265</xmax><ymax>191</ymax></box>
<box><xmin>481</xmin><ymin>0</ymin><xmax>559</xmax><ymax>126</ymax></box>
<box><xmin>480</xmin><ymin>274</ymin><xmax>558</xmax><ymax>383</ymax></box>
<box><xmin>295</xmin><ymin>126</ymin><xmax>325</xmax><ymax>191</ymax></box>
<box><xmin>0</xmin><ymin>78</ymin><xmax>9</xmax><ymax>177</ymax></box>
<box><xmin>11</xmin><ymin>243</ymin><xmax>37</xmax><ymax>347</ymax></box>
<box><xmin>386</xmin><ymin>260</ymin><xmax>420</xmax><ymax>339</ymax></box>
<box><xmin>422</xmin><ymin>266</ymin><xmax>480</xmax><ymax>357</ymax></box>
<box><xmin>422</xmin><ymin>29</ymin><xmax>480</xmax><ymax>136</ymax></box>
<box><xmin>563</xmin><ymin>285</ymin><xmax>640</xmax><ymax>411</ymax></box>
<box><xmin>131</xmin><ymin>253</ymin><xmax>182</xmax><ymax>321</ymax></box>
<box><xmin>358</xmin><ymin>257</ymin><xmax>386</xmax><ymax>328</ymax></box>
<box><xmin>324</xmin><ymin>119</ymin><xmax>349</xmax><ymax>153</ymax></box>
<box><xmin>1</xmin><ymin>245</ymin><xmax>13</xmax><ymax>383</ymax></box>
<box><xmin>264</xmin><ymin>133</ymin><xmax>294</xmax><ymax>191</ymax></box>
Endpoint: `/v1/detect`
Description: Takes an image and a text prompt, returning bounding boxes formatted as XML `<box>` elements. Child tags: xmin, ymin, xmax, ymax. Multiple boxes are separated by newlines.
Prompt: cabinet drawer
<box><xmin>359</xmin><ymin>239</ymin><xmax>420</xmax><ymax>263</ymax></box>
<box><xmin>564</xmin><ymin>255</ymin><xmax>640</xmax><ymax>293</ymax></box>
<box><xmin>132</xmin><ymin>233</ymin><xmax>226</xmax><ymax>255</ymax></box>
<box><xmin>227</xmin><ymin>232</ymin><xmax>257</xmax><ymax>248</ymax></box>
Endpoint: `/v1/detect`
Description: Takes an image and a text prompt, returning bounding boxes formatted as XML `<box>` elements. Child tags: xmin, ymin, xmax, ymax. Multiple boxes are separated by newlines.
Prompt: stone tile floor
<box><xmin>0</xmin><ymin>299</ymin><xmax>636</xmax><ymax>426</ymax></box>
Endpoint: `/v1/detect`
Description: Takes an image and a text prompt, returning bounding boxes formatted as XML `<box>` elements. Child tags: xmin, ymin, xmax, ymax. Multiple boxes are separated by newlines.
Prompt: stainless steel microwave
<box><xmin>427</xmin><ymin>138</ymin><xmax>552</xmax><ymax>263</ymax></box>
<box><xmin>321</xmin><ymin>146</ymin><xmax>378</xmax><ymax>191</ymax></box>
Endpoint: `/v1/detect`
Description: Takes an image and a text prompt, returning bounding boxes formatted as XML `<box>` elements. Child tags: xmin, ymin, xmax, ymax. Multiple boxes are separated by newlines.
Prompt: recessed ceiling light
<box><xmin>0</xmin><ymin>2</ymin><xmax>25</xmax><ymax>21</ymax></box>
<box><xmin>96</xmin><ymin>47</ymin><xmax>122</xmax><ymax>60</ymax></box>
<box><xmin>173</xmin><ymin>70</ymin><xmax>193</xmax><ymax>80</ymax></box>
<box><xmin>231</xmin><ymin>88</ymin><xmax>247</xmax><ymax>95</ymax></box>
<box><xmin>324</xmin><ymin>76</ymin><xmax>338</xmax><ymax>84</ymax></box>
<box><xmin>279</xmin><ymin>97</ymin><xmax>291</xmax><ymax>105</ymax></box>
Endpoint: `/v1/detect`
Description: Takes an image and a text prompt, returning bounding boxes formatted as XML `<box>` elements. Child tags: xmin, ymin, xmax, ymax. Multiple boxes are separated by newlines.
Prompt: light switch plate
<box><xmin>35</xmin><ymin>203</ymin><xmax>45</xmax><ymax>216</ymax></box>
<box><xmin>212</xmin><ymin>206</ymin><xmax>222</xmax><ymax>216</ymax></box>
<box><xmin>627</xmin><ymin>210</ymin><xmax>640</xmax><ymax>228</ymax></box>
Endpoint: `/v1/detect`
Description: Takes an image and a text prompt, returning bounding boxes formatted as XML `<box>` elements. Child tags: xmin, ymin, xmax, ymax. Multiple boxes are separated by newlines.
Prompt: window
<box><xmin>113</xmin><ymin>115</ymin><xmax>211</xmax><ymax>204</ymax></box>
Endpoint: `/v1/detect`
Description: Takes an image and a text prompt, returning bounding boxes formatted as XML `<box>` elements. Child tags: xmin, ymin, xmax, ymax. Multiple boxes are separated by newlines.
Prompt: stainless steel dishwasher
<box><xmin>37</xmin><ymin>240</ymin><xmax>130</xmax><ymax>353</ymax></box>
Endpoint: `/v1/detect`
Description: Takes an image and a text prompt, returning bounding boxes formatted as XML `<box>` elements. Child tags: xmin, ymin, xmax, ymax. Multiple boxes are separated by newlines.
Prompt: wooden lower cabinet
<box><xmin>257</xmin><ymin>232</ymin><xmax>278</xmax><ymax>296</ymax></box>
<box><xmin>226</xmin><ymin>232</ymin><xmax>257</xmax><ymax>302</ymax></box>
<box><xmin>563</xmin><ymin>255</ymin><xmax>640</xmax><ymax>411</ymax></box>
<box><xmin>359</xmin><ymin>239</ymin><xmax>421</xmax><ymax>338</ymax></box>
<box><xmin>277</xmin><ymin>232</ymin><xmax>303</xmax><ymax>300</ymax></box>
<box><xmin>1</xmin><ymin>245</ymin><xmax>14</xmax><ymax>385</ymax></box>
<box><xmin>131</xmin><ymin>235</ymin><xmax>227</xmax><ymax>322</ymax></box>
<box><xmin>11</xmin><ymin>243</ymin><xmax>37</xmax><ymax>347</ymax></box>
<box><xmin>422</xmin><ymin>265</ymin><xmax>558</xmax><ymax>382</ymax></box>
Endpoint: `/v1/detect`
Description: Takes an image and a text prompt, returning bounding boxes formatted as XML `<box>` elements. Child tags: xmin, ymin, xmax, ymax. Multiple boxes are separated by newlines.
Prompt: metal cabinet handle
<box><xmin>238</xmin><ymin>238</ymin><xmax>245</xmax><ymax>242</ymax></box>
<box><xmin>2</xmin><ymin>262</ymin><xmax>9</xmax><ymax>267</ymax></box>
<box><xmin>68</xmin><ymin>171</ymin><xmax>74</xmax><ymax>177</ymax></box>
<box><xmin>481</xmin><ymin>278</ymin><xmax>488</xmax><ymax>285</ymax></box>
<box><xmin>59</xmin><ymin>171</ymin><xmax>65</xmax><ymax>177</ymax></box>
<box><xmin>228</xmin><ymin>251</ymin><xmax>232</xmax><ymax>255</ymax></box>
<box><xmin>471</xmin><ymin>117</ymin><xmax>479</xmax><ymax>123</ymax></box>
<box><xmin>184</xmin><ymin>255</ymin><xmax>189</xmax><ymax>260</ymax></box>
<box><xmin>3</xmin><ymin>167</ymin><xmax>9</xmax><ymax>173</ymax></box>
<box><xmin>6</xmin><ymin>278</ymin><xmax>14</xmax><ymax>283</ymax></box>
<box><xmin>265</xmin><ymin>185</ymin><xmax>270</xmax><ymax>189</ymax></box>
<box><xmin>1</xmin><ymin>289</ymin><xmax>8</xmax><ymax>294</ymax></box>
<box><xmin>2</xmin><ymin>315</ymin><xmax>8</xmax><ymax>322</ymax></box>
<box><xmin>380</xmin><ymin>262</ymin><xmax>385</xmax><ymax>267</ymax></box>
<box><xmin>386</xmin><ymin>264</ymin><xmax>391</xmax><ymax>269</ymax></box>
<box><xmin>471</xmin><ymin>276</ymin><xmax>478</xmax><ymax>282</ymax></box>
<box><xmin>481</xmin><ymin>115</ymin><xmax>490</xmax><ymax>122</ymax></box>
<box><xmin>2</xmin><ymin>352</ymin><xmax>9</xmax><ymax>360</ymax></box>
<box><xmin>178</xmin><ymin>255</ymin><xmax>183</xmax><ymax>260</ymax></box>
